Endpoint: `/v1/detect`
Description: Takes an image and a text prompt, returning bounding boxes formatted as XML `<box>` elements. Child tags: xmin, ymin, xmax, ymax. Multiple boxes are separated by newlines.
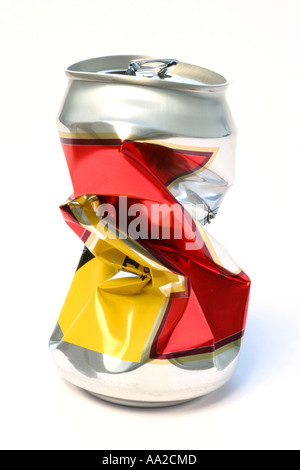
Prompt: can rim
<box><xmin>65</xmin><ymin>55</ymin><xmax>229</xmax><ymax>92</ymax></box>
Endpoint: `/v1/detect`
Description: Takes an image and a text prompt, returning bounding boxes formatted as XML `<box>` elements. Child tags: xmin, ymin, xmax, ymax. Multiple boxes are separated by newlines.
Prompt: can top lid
<box><xmin>65</xmin><ymin>55</ymin><xmax>228</xmax><ymax>92</ymax></box>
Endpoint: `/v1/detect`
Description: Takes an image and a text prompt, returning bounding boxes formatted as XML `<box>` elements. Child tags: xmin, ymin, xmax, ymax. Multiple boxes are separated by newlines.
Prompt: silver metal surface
<box><xmin>89</xmin><ymin>394</ymin><xmax>193</xmax><ymax>408</ymax></box>
<box><xmin>58</xmin><ymin>77</ymin><xmax>234</xmax><ymax>140</ymax></box>
<box><xmin>51</xmin><ymin>323</ymin><xmax>240</xmax><ymax>406</ymax></box>
<box><xmin>50</xmin><ymin>321</ymin><xmax>241</xmax><ymax>405</ymax></box>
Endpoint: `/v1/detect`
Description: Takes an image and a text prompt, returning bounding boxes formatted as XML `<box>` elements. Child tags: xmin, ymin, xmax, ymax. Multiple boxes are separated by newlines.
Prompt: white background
<box><xmin>1</xmin><ymin>0</ymin><xmax>299</xmax><ymax>450</ymax></box>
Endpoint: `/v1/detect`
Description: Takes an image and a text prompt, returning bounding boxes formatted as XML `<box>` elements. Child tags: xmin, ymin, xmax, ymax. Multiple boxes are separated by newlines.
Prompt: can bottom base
<box><xmin>50</xmin><ymin>338</ymin><xmax>241</xmax><ymax>407</ymax></box>
<box><xmin>88</xmin><ymin>391</ymin><xmax>194</xmax><ymax>408</ymax></box>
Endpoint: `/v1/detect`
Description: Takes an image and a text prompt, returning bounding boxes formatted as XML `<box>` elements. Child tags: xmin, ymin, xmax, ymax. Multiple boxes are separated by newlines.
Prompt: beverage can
<box><xmin>49</xmin><ymin>56</ymin><xmax>251</xmax><ymax>407</ymax></box>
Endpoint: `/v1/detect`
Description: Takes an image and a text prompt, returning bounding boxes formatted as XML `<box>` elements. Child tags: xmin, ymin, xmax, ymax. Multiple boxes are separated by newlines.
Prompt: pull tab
<box><xmin>127</xmin><ymin>59</ymin><xmax>179</xmax><ymax>78</ymax></box>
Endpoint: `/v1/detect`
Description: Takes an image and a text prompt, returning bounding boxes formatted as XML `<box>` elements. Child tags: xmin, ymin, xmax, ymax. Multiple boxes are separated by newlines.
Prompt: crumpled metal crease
<box><xmin>51</xmin><ymin>138</ymin><xmax>251</xmax><ymax>375</ymax></box>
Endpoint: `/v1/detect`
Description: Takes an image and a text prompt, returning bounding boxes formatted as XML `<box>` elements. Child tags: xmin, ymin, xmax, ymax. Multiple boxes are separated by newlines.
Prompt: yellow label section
<box><xmin>59</xmin><ymin>194</ymin><xmax>187</xmax><ymax>363</ymax></box>
<box><xmin>58</xmin><ymin>257</ymin><xmax>116</xmax><ymax>333</ymax></box>
<box><xmin>59</xmin><ymin>256</ymin><xmax>167</xmax><ymax>363</ymax></box>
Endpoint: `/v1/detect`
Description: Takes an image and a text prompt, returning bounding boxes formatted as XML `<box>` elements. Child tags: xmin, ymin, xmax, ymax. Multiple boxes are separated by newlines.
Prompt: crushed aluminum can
<box><xmin>49</xmin><ymin>56</ymin><xmax>251</xmax><ymax>407</ymax></box>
